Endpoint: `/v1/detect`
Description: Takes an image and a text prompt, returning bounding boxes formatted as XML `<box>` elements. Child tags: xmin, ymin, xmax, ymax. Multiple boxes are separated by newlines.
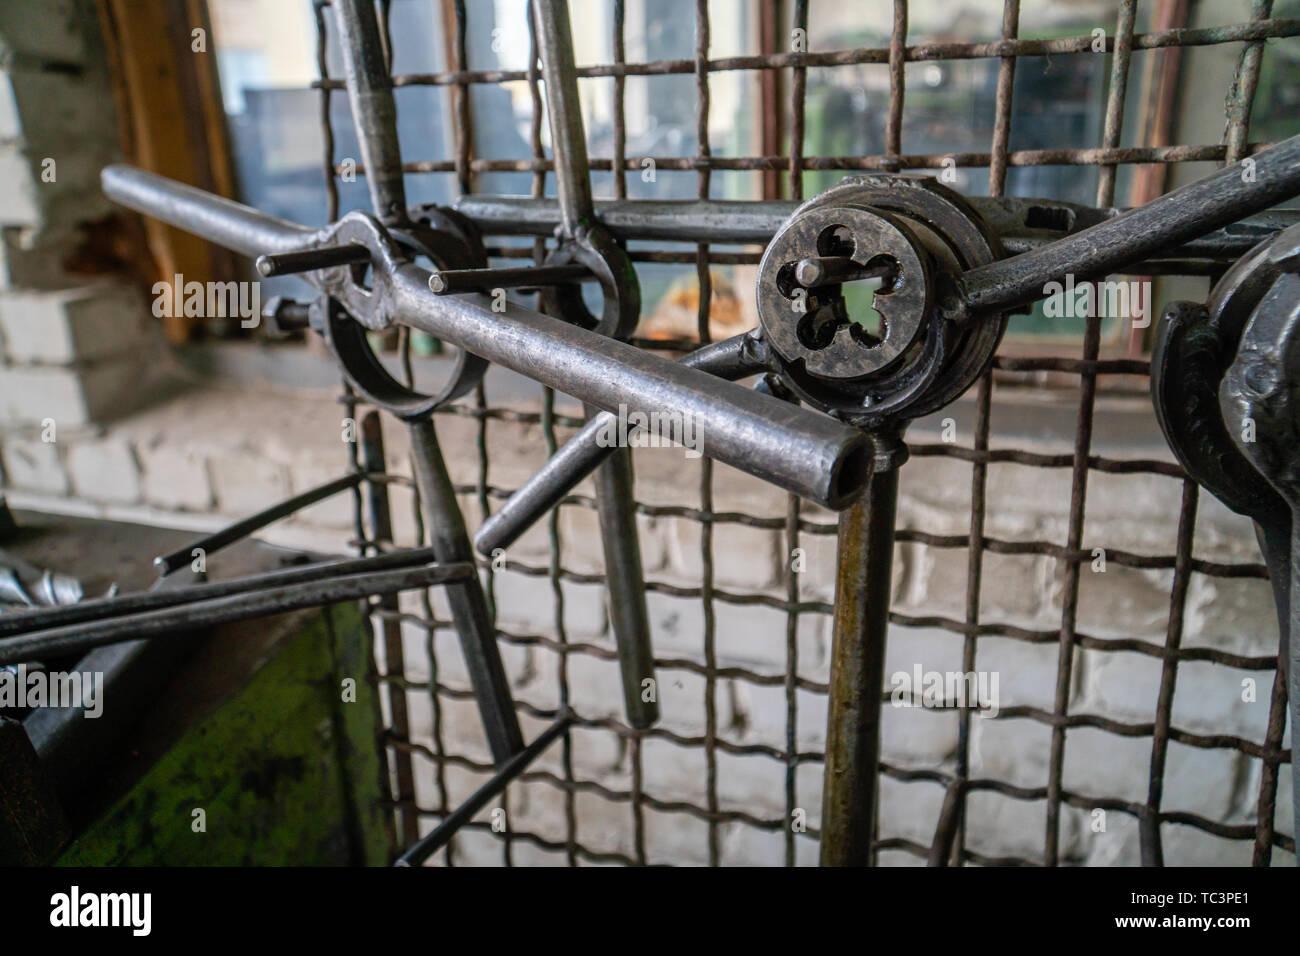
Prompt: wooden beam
<box><xmin>96</xmin><ymin>0</ymin><xmax>238</xmax><ymax>343</ymax></box>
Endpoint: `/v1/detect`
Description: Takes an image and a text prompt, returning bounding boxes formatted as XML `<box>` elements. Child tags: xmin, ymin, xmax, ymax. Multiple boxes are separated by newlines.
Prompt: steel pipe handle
<box><xmin>0</xmin><ymin>561</ymin><xmax>474</xmax><ymax>666</ymax></box>
<box><xmin>474</xmin><ymin>336</ymin><xmax>760</xmax><ymax>556</ymax></box>
<box><xmin>102</xmin><ymin>165</ymin><xmax>871</xmax><ymax>513</ymax></box>
<box><xmin>950</xmin><ymin>133</ymin><xmax>1300</xmax><ymax>318</ymax></box>
<box><xmin>386</xmin><ymin>266</ymin><xmax>869</xmax><ymax>508</ymax></box>
<box><xmin>103</xmin><ymin>164</ymin><xmax>317</xmax><ymax>257</ymax></box>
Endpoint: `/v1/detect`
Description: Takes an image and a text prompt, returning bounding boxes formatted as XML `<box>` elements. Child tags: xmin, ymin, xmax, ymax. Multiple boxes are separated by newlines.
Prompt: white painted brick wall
<box><xmin>66</xmin><ymin>435</ymin><xmax>140</xmax><ymax>503</ymax></box>
<box><xmin>0</xmin><ymin>0</ymin><xmax>85</xmax><ymax>64</ymax></box>
<box><xmin>137</xmin><ymin>441</ymin><xmax>213</xmax><ymax>512</ymax></box>
<box><xmin>209</xmin><ymin>453</ymin><xmax>292</xmax><ymax>516</ymax></box>
<box><xmin>0</xmin><ymin>144</ymin><xmax>40</xmax><ymax>227</ymax></box>
<box><xmin>0</xmin><ymin>364</ymin><xmax>93</xmax><ymax>425</ymax></box>
<box><xmin>0</xmin><ymin>227</ymin><xmax>92</xmax><ymax>292</ymax></box>
<box><xmin>0</xmin><ymin>282</ymin><xmax>152</xmax><ymax>364</ymax></box>
<box><xmin>1</xmin><ymin>433</ymin><xmax>67</xmax><ymax>493</ymax></box>
<box><xmin>0</xmin><ymin>2</ymin><xmax>164</xmax><ymax>478</ymax></box>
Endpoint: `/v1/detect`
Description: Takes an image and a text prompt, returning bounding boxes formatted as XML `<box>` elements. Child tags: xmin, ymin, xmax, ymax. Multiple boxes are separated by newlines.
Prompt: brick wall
<box><xmin>0</xmin><ymin>0</ymin><xmax>169</xmax><ymax>442</ymax></box>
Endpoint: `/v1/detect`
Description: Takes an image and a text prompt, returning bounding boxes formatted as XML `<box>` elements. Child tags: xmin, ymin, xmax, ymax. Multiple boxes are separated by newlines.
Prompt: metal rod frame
<box><xmin>45</xmin><ymin>0</ymin><xmax>1295</xmax><ymax>867</ymax></box>
<box><xmin>345</xmin><ymin>0</ymin><xmax>1290</xmax><ymax>868</ymax></box>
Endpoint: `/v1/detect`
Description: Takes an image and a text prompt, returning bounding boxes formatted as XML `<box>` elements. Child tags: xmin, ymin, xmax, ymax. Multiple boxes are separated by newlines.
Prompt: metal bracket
<box><xmin>1152</xmin><ymin>222</ymin><xmax>1300</xmax><ymax>866</ymax></box>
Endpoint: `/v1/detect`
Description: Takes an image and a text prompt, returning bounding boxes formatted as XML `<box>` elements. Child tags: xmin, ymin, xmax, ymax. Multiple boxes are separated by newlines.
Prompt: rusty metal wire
<box><xmin>304</xmin><ymin>0</ymin><xmax>1300</xmax><ymax>865</ymax></box>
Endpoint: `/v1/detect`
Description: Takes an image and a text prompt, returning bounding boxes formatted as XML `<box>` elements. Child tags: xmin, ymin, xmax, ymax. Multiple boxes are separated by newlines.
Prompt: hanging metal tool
<box><xmin>323</xmin><ymin>0</ymin><xmax>525</xmax><ymax>765</ymax></box>
<box><xmin>809</xmin><ymin>150</ymin><xmax>1300</xmax><ymax>864</ymax></box>
<box><xmin>1219</xmin><ymin>235</ymin><xmax>1300</xmax><ymax>863</ymax></box>
<box><xmin>410</xmin><ymin>0</ymin><xmax>657</xmax><ymax>728</ymax></box>
<box><xmin>476</xmin><ymin>139</ymin><xmax>1300</xmax><ymax>552</ymax></box>
<box><xmin>1154</xmin><ymin>221</ymin><xmax>1300</xmax><ymax>864</ymax></box>
<box><xmin>529</xmin><ymin>0</ymin><xmax>655</xmax><ymax>729</ymax></box>
<box><xmin>451</xmin><ymin>193</ymin><xmax>1300</xmax><ymax>269</ymax></box>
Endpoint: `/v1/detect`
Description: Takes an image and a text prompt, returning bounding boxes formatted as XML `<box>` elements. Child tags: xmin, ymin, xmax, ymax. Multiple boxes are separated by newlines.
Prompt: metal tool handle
<box><xmin>587</xmin><ymin>436</ymin><xmax>657</xmax><ymax>727</ymax></box>
<box><xmin>0</xmin><ymin>547</ymin><xmax>440</xmax><ymax>639</ymax></box>
<box><xmin>452</xmin><ymin>193</ymin><xmax>1300</xmax><ymax>266</ymax></box>
<box><xmin>532</xmin><ymin>0</ymin><xmax>595</xmax><ymax>237</ymax></box>
<box><xmin>333</xmin><ymin>0</ymin><xmax>407</xmax><ymax>225</ymax></box>
<box><xmin>100</xmin><ymin>166</ymin><xmax>870</xmax><ymax>511</ymax></box>
<box><xmin>474</xmin><ymin>335</ymin><xmax>762</xmax><ymax>556</ymax></box>
<box><xmin>0</xmin><ymin>560</ymin><xmax>474</xmax><ymax>666</ymax></box>
<box><xmin>406</xmin><ymin>418</ymin><xmax>525</xmax><ymax>761</ymax></box>
<box><xmin>949</xmin><ymin>133</ymin><xmax>1300</xmax><ymax>318</ymax></box>
<box><xmin>328</xmin><ymin>0</ymin><xmax>526</xmax><ymax>766</ymax></box>
<box><xmin>530</xmin><ymin>0</ymin><xmax>657</xmax><ymax>728</ymax></box>
<box><xmin>102</xmin><ymin>164</ymin><xmax>318</xmax><ymax>256</ymax></box>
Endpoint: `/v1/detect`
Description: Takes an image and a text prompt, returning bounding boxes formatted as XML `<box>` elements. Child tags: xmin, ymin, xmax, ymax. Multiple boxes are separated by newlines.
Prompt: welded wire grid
<box><xmin>308</xmin><ymin>0</ymin><xmax>1300</xmax><ymax>865</ymax></box>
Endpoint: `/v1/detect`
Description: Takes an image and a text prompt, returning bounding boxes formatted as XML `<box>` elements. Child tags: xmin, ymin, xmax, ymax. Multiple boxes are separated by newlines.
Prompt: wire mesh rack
<box><xmin>304</xmin><ymin>0</ymin><xmax>1300</xmax><ymax>866</ymax></box>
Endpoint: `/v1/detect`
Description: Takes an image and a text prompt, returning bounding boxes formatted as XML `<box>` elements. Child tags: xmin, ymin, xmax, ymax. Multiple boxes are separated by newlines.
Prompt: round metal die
<box><xmin>758</xmin><ymin>204</ymin><xmax>931</xmax><ymax>383</ymax></box>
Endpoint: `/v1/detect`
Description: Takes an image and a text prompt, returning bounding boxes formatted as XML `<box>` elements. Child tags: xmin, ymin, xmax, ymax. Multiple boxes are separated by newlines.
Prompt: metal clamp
<box><xmin>100</xmin><ymin>166</ymin><xmax>871</xmax><ymax>506</ymax></box>
<box><xmin>477</xmin><ymin>174</ymin><xmax>1009</xmax><ymax>559</ymax></box>
<box><xmin>1152</xmin><ymin>222</ymin><xmax>1300</xmax><ymax>866</ymax></box>
<box><xmin>318</xmin><ymin>219</ymin><xmax>490</xmax><ymax>418</ymax></box>
<box><xmin>539</xmin><ymin>221</ymin><xmax>640</xmax><ymax>337</ymax></box>
<box><xmin>1218</xmin><ymin>228</ymin><xmax>1300</xmax><ymax>865</ymax></box>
